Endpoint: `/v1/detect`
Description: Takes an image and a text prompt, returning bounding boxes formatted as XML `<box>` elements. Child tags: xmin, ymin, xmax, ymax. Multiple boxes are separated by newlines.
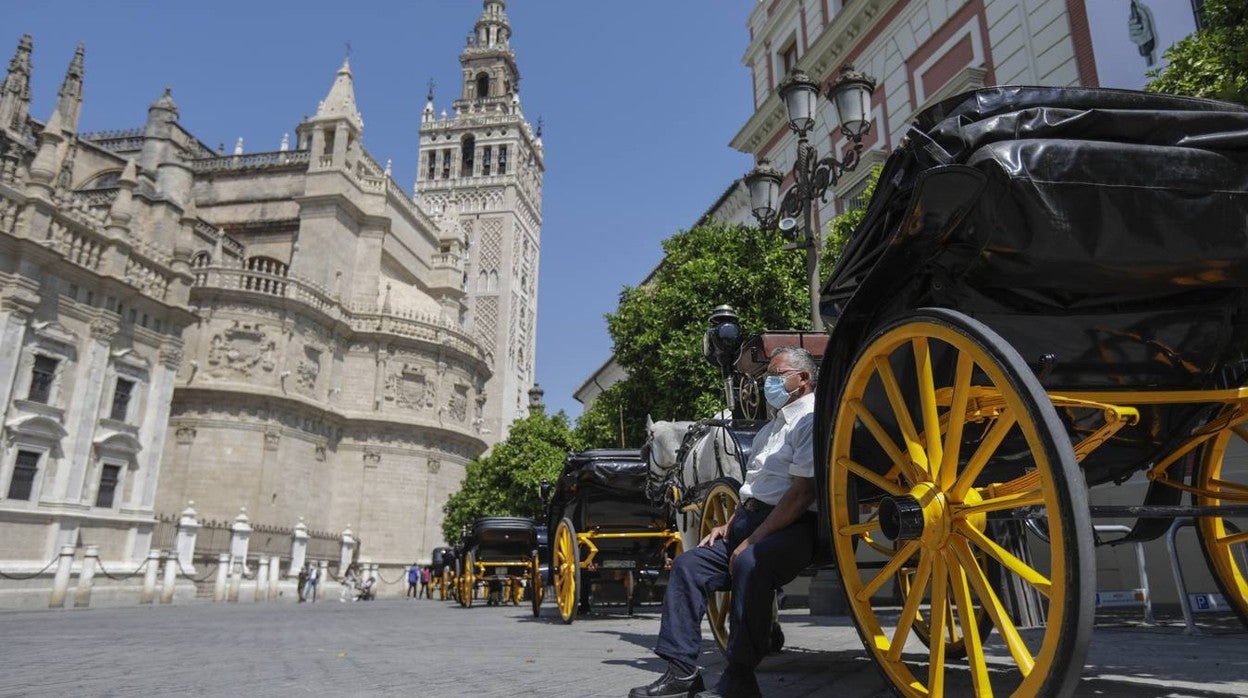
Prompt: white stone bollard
<box><xmin>268</xmin><ymin>553</ymin><xmax>281</xmax><ymax>601</ymax></box>
<box><xmin>318</xmin><ymin>559</ymin><xmax>329</xmax><ymax>595</ymax></box>
<box><xmin>288</xmin><ymin>517</ymin><xmax>308</xmax><ymax>578</ymax></box>
<box><xmin>213</xmin><ymin>552</ymin><xmax>230</xmax><ymax>602</ymax></box>
<box><xmin>228</xmin><ymin>559</ymin><xmax>243</xmax><ymax>603</ymax></box>
<box><xmin>140</xmin><ymin>549</ymin><xmax>161</xmax><ymax>604</ymax></box>
<box><xmin>339</xmin><ymin>526</ymin><xmax>355</xmax><ymax>576</ymax></box>
<box><xmin>175</xmin><ymin>501</ymin><xmax>201</xmax><ymax>575</ymax></box>
<box><xmin>160</xmin><ymin>551</ymin><xmax>178</xmax><ymax>604</ymax></box>
<box><xmin>48</xmin><ymin>545</ymin><xmax>75</xmax><ymax>608</ymax></box>
<box><xmin>74</xmin><ymin>545</ymin><xmax>100</xmax><ymax>608</ymax></box>
<box><xmin>255</xmin><ymin>555</ymin><xmax>269</xmax><ymax>602</ymax></box>
<box><xmin>229</xmin><ymin>507</ymin><xmax>252</xmax><ymax>578</ymax></box>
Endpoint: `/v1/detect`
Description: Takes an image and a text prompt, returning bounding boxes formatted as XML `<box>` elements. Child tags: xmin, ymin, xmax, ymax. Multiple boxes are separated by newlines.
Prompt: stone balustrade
<box><xmin>188</xmin><ymin>150</ymin><xmax>311</xmax><ymax>173</ymax></box>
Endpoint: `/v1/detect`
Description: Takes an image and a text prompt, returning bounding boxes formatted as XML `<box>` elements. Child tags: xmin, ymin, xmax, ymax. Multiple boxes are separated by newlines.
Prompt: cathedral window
<box><xmin>478</xmin><ymin>271</ymin><xmax>488</xmax><ymax>292</ymax></box>
<box><xmin>7</xmin><ymin>451</ymin><xmax>40</xmax><ymax>501</ymax></box>
<box><xmin>27</xmin><ymin>355</ymin><xmax>58</xmax><ymax>404</ymax></box>
<box><xmin>476</xmin><ymin>73</ymin><xmax>490</xmax><ymax>99</ymax></box>
<box><xmin>488</xmin><ymin>271</ymin><xmax>498</xmax><ymax>292</ymax></box>
<box><xmin>482</xmin><ymin>146</ymin><xmax>492</xmax><ymax>176</ymax></box>
<box><xmin>442</xmin><ymin>150</ymin><xmax>452</xmax><ymax>179</ymax></box>
<box><xmin>427</xmin><ymin>151</ymin><xmax>437</xmax><ymax>180</ymax></box>
<box><xmin>323</xmin><ymin>128</ymin><xmax>336</xmax><ymax>157</ymax></box>
<box><xmin>94</xmin><ymin>464</ymin><xmax>122</xmax><ymax>508</ymax></box>
<box><xmin>191</xmin><ymin>252</ymin><xmax>211</xmax><ymax>268</ymax></box>
<box><xmin>461</xmin><ymin>135</ymin><xmax>476</xmax><ymax>176</ymax></box>
<box><xmin>110</xmin><ymin>378</ymin><xmax>135</xmax><ymax>422</ymax></box>
<box><xmin>498</xmin><ymin>145</ymin><xmax>507</xmax><ymax>175</ymax></box>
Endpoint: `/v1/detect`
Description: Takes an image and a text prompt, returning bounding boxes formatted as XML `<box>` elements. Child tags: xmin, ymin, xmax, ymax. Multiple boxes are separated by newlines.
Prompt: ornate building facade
<box><xmin>0</xmin><ymin>1</ymin><xmax>543</xmax><ymax>571</ymax></box>
<box><xmin>416</xmin><ymin>0</ymin><xmax>545</xmax><ymax>438</ymax></box>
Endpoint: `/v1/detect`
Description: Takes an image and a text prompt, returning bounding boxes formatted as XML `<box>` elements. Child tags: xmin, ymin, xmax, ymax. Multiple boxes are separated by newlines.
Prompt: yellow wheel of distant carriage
<box><xmin>1195</xmin><ymin>424</ymin><xmax>1248</xmax><ymax>627</ymax></box>
<box><xmin>699</xmin><ymin>479</ymin><xmax>739</xmax><ymax>652</ymax></box>
<box><xmin>440</xmin><ymin>567</ymin><xmax>452</xmax><ymax>600</ymax></box>
<box><xmin>510</xmin><ymin>576</ymin><xmax>524</xmax><ymax>606</ymax></box>
<box><xmin>828</xmin><ymin>309</ymin><xmax>1093</xmax><ymax>697</ymax></box>
<box><xmin>460</xmin><ymin>552</ymin><xmax>475</xmax><ymax>609</ymax></box>
<box><xmin>530</xmin><ymin>552</ymin><xmax>545</xmax><ymax>618</ymax></box>
<box><xmin>554</xmin><ymin>517</ymin><xmax>580</xmax><ymax>624</ymax></box>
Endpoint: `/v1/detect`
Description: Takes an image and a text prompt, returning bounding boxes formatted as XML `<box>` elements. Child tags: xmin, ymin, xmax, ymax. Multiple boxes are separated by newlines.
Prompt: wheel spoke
<box><xmin>1215</xmin><ymin>530</ymin><xmax>1248</xmax><ymax>548</ymax></box>
<box><xmin>951</xmin><ymin>412</ymin><xmax>1017</xmax><ymax>499</ymax></box>
<box><xmin>927</xmin><ymin>552</ymin><xmax>948</xmax><ymax>697</ymax></box>
<box><xmin>1209</xmin><ymin>478</ymin><xmax>1248</xmax><ymax>498</ymax></box>
<box><xmin>957</xmin><ymin>490</ymin><xmax>1045</xmax><ymax>518</ymax></box>
<box><xmin>849</xmin><ymin>399</ymin><xmax>924</xmax><ymax>485</ymax></box>
<box><xmin>946</xmin><ymin>550</ymin><xmax>992</xmax><ymax>697</ymax></box>
<box><xmin>940</xmin><ymin>351</ymin><xmax>975</xmax><ymax>492</ymax></box>
<box><xmin>711</xmin><ymin>593</ymin><xmax>729</xmax><ymax>626</ymax></box>
<box><xmin>858</xmin><ymin>540</ymin><xmax>920</xmax><ymax>602</ymax></box>
<box><xmin>840</xmin><ymin>519</ymin><xmax>883</xmax><ymax>538</ymax></box>
<box><xmin>887</xmin><ymin>550</ymin><xmax>932</xmax><ymax>662</ymax></box>
<box><xmin>957</xmin><ymin>521</ymin><xmax>1052</xmax><ymax>598</ymax></box>
<box><xmin>873</xmin><ymin>356</ymin><xmax>931</xmax><ymax>477</ymax></box>
<box><xmin>913</xmin><ymin>338</ymin><xmax>944</xmax><ymax>477</ymax></box>
<box><xmin>840</xmin><ymin>457</ymin><xmax>905</xmax><ymax>496</ymax></box>
<box><xmin>952</xmin><ymin>538</ymin><xmax>1036</xmax><ymax>676</ymax></box>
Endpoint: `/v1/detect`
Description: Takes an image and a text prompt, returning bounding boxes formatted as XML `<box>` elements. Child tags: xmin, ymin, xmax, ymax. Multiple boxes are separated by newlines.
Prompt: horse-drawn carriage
<box><xmin>430</xmin><ymin>546</ymin><xmax>455</xmax><ymax>600</ymax></box>
<box><xmin>455</xmin><ymin>516</ymin><xmax>540</xmax><ymax>609</ymax></box>
<box><xmin>655</xmin><ymin>86</ymin><xmax>1248</xmax><ymax>696</ymax></box>
<box><xmin>539</xmin><ymin>449</ymin><xmax>684</xmax><ymax>623</ymax></box>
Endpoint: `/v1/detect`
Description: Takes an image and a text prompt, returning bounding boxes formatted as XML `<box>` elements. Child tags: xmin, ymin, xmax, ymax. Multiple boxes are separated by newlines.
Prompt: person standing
<box><xmin>407</xmin><ymin>563</ymin><xmax>420</xmax><ymax>599</ymax></box>
<box><xmin>339</xmin><ymin>563</ymin><xmax>358</xmax><ymax>603</ymax></box>
<box><xmin>420</xmin><ymin>566</ymin><xmax>432</xmax><ymax>599</ymax></box>
<box><xmin>629</xmin><ymin>347</ymin><xmax>819</xmax><ymax>698</ymax></box>
<box><xmin>305</xmin><ymin>562</ymin><xmax>319</xmax><ymax>603</ymax></box>
<box><xmin>297</xmin><ymin>565</ymin><xmax>309</xmax><ymax>603</ymax></box>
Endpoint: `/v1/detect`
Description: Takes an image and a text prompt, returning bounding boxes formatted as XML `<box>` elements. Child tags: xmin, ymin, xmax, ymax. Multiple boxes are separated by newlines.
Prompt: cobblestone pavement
<box><xmin>1</xmin><ymin>599</ymin><xmax>1247</xmax><ymax>697</ymax></box>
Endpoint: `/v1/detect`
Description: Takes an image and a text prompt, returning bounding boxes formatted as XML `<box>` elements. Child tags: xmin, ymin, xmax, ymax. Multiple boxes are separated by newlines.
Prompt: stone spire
<box><xmin>315</xmin><ymin>57</ymin><xmax>363</xmax><ymax>130</ymax></box>
<box><xmin>138</xmin><ymin>87</ymin><xmax>179</xmax><ymax>178</ymax></box>
<box><xmin>0</xmin><ymin>34</ymin><xmax>33</xmax><ymax>133</ymax></box>
<box><xmin>474</xmin><ymin>1</ymin><xmax>511</xmax><ymax>48</ymax></box>
<box><xmin>46</xmin><ymin>42</ymin><xmax>84</xmax><ymax>134</ymax></box>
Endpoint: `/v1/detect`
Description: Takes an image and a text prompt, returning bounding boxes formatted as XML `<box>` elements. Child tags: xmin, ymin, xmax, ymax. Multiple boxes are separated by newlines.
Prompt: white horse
<box><xmin>644</xmin><ymin>412</ymin><xmax>747</xmax><ymax>552</ymax></box>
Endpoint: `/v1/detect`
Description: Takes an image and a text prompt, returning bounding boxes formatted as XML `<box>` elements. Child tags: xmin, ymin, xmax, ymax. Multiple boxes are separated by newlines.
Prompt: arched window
<box><xmin>476</xmin><ymin>73</ymin><xmax>490</xmax><ymax>99</ymax></box>
<box><xmin>83</xmin><ymin>170</ymin><xmax>121</xmax><ymax>190</ymax></box>
<box><xmin>461</xmin><ymin>135</ymin><xmax>476</xmax><ymax>177</ymax></box>
<box><xmin>488</xmin><ymin>271</ymin><xmax>498</xmax><ymax>292</ymax></box>
<box><xmin>191</xmin><ymin>252</ymin><xmax>211</xmax><ymax>268</ymax></box>
<box><xmin>478</xmin><ymin>271</ymin><xmax>488</xmax><ymax>292</ymax></box>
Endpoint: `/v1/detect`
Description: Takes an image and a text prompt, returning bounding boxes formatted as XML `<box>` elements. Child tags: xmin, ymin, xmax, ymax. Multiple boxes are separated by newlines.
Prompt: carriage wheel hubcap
<box><xmin>879</xmin><ymin>495</ymin><xmax>925</xmax><ymax>541</ymax></box>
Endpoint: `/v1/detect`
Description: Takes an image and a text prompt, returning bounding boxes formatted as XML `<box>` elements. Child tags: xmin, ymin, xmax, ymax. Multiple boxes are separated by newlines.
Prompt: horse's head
<box><xmin>644</xmin><ymin>415</ymin><xmax>695</xmax><ymax>473</ymax></box>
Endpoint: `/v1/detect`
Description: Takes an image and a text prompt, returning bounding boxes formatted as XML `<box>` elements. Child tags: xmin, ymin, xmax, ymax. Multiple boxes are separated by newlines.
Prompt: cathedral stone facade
<box><xmin>0</xmin><ymin>1</ymin><xmax>543</xmax><ymax>570</ymax></box>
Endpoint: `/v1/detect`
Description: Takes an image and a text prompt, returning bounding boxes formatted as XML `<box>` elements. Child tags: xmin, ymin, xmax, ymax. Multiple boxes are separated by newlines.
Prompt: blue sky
<box><xmin>4</xmin><ymin>1</ymin><xmax>757</xmax><ymax>419</ymax></box>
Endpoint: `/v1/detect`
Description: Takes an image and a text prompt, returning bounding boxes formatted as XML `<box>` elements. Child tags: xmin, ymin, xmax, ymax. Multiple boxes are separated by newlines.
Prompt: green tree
<box><xmin>1145</xmin><ymin>0</ymin><xmax>1248</xmax><ymax>105</ymax></box>
<box><xmin>593</xmin><ymin>221</ymin><xmax>808</xmax><ymax>444</ymax></box>
<box><xmin>441</xmin><ymin>409</ymin><xmax>580</xmax><ymax>542</ymax></box>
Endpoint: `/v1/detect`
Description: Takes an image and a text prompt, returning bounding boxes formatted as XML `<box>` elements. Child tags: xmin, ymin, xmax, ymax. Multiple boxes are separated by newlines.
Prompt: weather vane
<box><xmin>427</xmin><ymin>78</ymin><xmax>436</xmax><ymax>102</ymax></box>
<box><xmin>344</xmin><ymin>40</ymin><xmax>352</xmax><ymax>58</ymax></box>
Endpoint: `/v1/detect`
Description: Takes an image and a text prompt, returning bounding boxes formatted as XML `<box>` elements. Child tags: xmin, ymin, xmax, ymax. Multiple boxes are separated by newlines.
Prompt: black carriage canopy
<box><xmin>821</xmin><ymin>86</ymin><xmax>1248</xmax><ymax>486</ymax></box>
<box><xmin>467</xmin><ymin>516</ymin><xmax>538</xmax><ymax>548</ymax></box>
<box><xmin>556</xmin><ymin>449</ymin><xmax>649</xmax><ymax>495</ymax></box>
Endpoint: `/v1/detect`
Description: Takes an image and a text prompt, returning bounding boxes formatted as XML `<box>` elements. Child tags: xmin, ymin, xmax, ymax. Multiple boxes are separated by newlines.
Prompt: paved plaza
<box><xmin>2</xmin><ymin>598</ymin><xmax>1248</xmax><ymax>697</ymax></box>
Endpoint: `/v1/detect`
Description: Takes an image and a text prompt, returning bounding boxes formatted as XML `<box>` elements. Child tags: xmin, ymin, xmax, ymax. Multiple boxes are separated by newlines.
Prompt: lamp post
<box><xmin>745</xmin><ymin>65</ymin><xmax>877</xmax><ymax>330</ymax></box>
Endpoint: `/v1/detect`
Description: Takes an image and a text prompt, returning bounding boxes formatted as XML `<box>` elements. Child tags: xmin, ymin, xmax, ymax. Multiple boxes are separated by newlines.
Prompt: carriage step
<box><xmin>1088</xmin><ymin>505</ymin><xmax>1248</xmax><ymax>518</ymax></box>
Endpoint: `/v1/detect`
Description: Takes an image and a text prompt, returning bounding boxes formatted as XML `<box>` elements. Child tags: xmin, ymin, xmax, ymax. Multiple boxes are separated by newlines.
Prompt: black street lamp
<box><xmin>745</xmin><ymin>65</ymin><xmax>877</xmax><ymax>330</ymax></box>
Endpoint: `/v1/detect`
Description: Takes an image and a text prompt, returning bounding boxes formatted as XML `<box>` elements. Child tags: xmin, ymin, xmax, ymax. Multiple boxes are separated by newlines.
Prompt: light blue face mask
<box><xmin>763</xmin><ymin>374</ymin><xmax>793</xmax><ymax>410</ymax></box>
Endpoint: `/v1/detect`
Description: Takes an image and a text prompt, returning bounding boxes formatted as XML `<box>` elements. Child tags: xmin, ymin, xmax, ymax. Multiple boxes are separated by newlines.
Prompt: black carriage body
<box><xmin>430</xmin><ymin>546</ymin><xmax>455</xmax><ymax>575</ymax></box>
<box><xmin>464</xmin><ymin>517</ymin><xmax>538</xmax><ymax>576</ymax></box>
<box><xmin>818</xmin><ymin>86</ymin><xmax>1248</xmax><ymax>490</ymax></box>
<box><xmin>547</xmin><ymin>449</ymin><xmax>675</xmax><ymax>571</ymax></box>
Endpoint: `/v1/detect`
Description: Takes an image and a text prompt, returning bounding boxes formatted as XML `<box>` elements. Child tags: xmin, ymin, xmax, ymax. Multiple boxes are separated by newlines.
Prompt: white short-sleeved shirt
<box><xmin>738</xmin><ymin>392</ymin><xmax>816</xmax><ymax>508</ymax></box>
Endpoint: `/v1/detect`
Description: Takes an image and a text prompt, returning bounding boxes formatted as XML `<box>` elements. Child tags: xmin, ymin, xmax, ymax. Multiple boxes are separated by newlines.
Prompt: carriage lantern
<box><xmin>704</xmin><ymin>304</ymin><xmax>744</xmax><ymax>410</ymax></box>
<box><xmin>745</xmin><ymin>65</ymin><xmax>876</xmax><ymax>331</ymax></box>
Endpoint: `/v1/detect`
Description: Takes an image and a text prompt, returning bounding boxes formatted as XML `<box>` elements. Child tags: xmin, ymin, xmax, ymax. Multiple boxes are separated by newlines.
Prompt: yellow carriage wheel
<box><xmin>531</xmin><ymin>552</ymin><xmax>545</xmax><ymax>618</ymax></box>
<box><xmin>892</xmin><ymin>540</ymin><xmax>998</xmax><ymax>659</ymax></box>
<box><xmin>700</xmin><ymin>478</ymin><xmax>739</xmax><ymax>653</ymax></box>
<box><xmin>441</xmin><ymin>567</ymin><xmax>451</xmax><ymax>600</ymax></box>
<box><xmin>1195</xmin><ymin>426</ymin><xmax>1248</xmax><ymax>627</ymax></box>
<box><xmin>554</xmin><ymin>517</ymin><xmax>581</xmax><ymax>624</ymax></box>
<box><xmin>461</xmin><ymin>552</ymin><xmax>475</xmax><ymax>609</ymax></box>
<box><xmin>828</xmin><ymin>309</ymin><xmax>1093</xmax><ymax>697</ymax></box>
<box><xmin>510</xmin><ymin>576</ymin><xmax>525</xmax><ymax>606</ymax></box>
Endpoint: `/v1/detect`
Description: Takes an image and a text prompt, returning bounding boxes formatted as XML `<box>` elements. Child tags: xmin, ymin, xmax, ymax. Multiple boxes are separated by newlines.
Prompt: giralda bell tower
<box><xmin>416</xmin><ymin>0</ymin><xmax>545</xmax><ymax>440</ymax></box>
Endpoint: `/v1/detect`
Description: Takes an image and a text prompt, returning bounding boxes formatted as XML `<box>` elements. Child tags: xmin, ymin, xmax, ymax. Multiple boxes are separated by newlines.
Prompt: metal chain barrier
<box><xmin>176</xmin><ymin>558</ymin><xmax>219</xmax><ymax>583</ymax></box>
<box><xmin>95</xmin><ymin>557</ymin><xmax>151</xmax><ymax>582</ymax></box>
<box><xmin>375</xmin><ymin>566</ymin><xmax>405</xmax><ymax>585</ymax></box>
<box><xmin>0</xmin><ymin>556</ymin><xmax>59</xmax><ymax>581</ymax></box>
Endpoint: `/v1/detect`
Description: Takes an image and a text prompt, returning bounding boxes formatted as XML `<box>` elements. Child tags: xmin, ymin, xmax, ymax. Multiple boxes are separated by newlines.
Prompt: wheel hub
<box><xmin>879</xmin><ymin>494</ymin><xmax>925</xmax><ymax>541</ymax></box>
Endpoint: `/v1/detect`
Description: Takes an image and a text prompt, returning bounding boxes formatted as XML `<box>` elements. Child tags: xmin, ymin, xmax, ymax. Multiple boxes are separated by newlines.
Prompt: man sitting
<box><xmin>629</xmin><ymin>347</ymin><xmax>819</xmax><ymax>698</ymax></box>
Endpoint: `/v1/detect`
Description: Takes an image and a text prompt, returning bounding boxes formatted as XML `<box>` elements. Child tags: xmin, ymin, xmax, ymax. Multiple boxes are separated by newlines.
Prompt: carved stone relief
<box><xmin>427</xmin><ymin>458</ymin><xmax>441</xmax><ymax>474</ymax></box>
<box><xmin>447</xmin><ymin>383</ymin><xmax>469</xmax><ymax>422</ymax></box>
<box><xmin>383</xmin><ymin>362</ymin><xmax>434</xmax><ymax>411</ymax></box>
<box><xmin>207</xmin><ymin>321</ymin><xmax>276</xmax><ymax>378</ymax></box>
<box><xmin>264</xmin><ymin>429</ymin><xmax>280</xmax><ymax>451</ymax></box>
<box><xmin>295</xmin><ymin>345</ymin><xmax>321</xmax><ymax>394</ymax></box>
<box><xmin>175</xmin><ymin>425</ymin><xmax>196</xmax><ymax>445</ymax></box>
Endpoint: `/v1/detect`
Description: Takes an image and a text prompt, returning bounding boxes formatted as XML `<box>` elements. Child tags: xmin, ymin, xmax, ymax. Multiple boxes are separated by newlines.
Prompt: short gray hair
<box><xmin>769</xmin><ymin>346</ymin><xmax>817</xmax><ymax>385</ymax></box>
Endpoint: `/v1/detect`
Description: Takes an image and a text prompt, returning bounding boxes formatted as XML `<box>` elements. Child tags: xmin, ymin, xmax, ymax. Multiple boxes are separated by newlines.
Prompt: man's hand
<box><xmin>699</xmin><ymin>523</ymin><xmax>729</xmax><ymax>548</ymax></box>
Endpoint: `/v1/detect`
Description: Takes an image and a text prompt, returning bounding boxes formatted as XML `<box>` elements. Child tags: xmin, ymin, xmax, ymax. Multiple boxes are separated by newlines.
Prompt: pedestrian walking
<box><xmin>297</xmin><ymin>565</ymin><xmax>308</xmax><ymax>603</ymax></box>
<box><xmin>419</xmin><ymin>566</ymin><xmax>432</xmax><ymax>599</ymax></box>
<box><xmin>407</xmin><ymin>563</ymin><xmax>420</xmax><ymax>599</ymax></box>
<box><xmin>339</xmin><ymin>563</ymin><xmax>358</xmax><ymax>602</ymax></box>
<box><xmin>305</xmin><ymin>562</ymin><xmax>319</xmax><ymax>603</ymax></box>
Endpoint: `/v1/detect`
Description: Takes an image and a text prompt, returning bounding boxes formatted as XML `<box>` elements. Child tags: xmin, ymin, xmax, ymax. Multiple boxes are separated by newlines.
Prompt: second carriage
<box><xmin>540</xmin><ymin>449</ymin><xmax>683</xmax><ymax>623</ymax></box>
<box><xmin>455</xmin><ymin>516</ymin><xmax>541</xmax><ymax>609</ymax></box>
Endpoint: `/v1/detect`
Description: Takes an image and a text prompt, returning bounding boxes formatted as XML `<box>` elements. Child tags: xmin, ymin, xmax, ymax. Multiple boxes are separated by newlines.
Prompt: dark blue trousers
<box><xmin>654</xmin><ymin>507</ymin><xmax>816</xmax><ymax>670</ymax></box>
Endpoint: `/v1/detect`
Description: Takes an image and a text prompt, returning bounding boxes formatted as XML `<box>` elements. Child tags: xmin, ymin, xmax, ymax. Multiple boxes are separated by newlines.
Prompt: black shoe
<box><xmin>694</xmin><ymin>664</ymin><xmax>760</xmax><ymax>698</ymax></box>
<box><xmin>628</xmin><ymin>666</ymin><xmax>705</xmax><ymax>698</ymax></box>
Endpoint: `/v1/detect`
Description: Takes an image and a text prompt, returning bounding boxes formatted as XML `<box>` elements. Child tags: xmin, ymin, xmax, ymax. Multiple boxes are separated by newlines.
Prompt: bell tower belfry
<box><xmin>416</xmin><ymin>0</ymin><xmax>545</xmax><ymax>440</ymax></box>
